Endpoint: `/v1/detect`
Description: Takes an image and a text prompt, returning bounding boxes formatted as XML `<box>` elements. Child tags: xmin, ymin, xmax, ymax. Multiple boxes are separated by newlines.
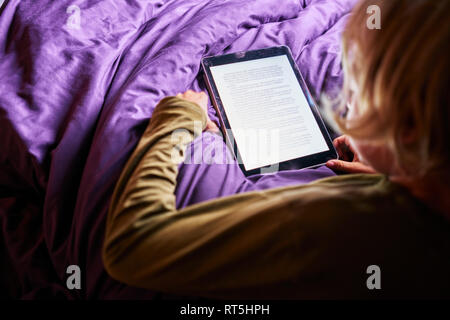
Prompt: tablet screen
<box><xmin>209</xmin><ymin>55</ymin><xmax>329</xmax><ymax>170</ymax></box>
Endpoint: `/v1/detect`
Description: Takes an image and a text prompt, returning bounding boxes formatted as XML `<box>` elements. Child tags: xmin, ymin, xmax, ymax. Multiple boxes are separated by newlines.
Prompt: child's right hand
<box><xmin>326</xmin><ymin>135</ymin><xmax>377</xmax><ymax>174</ymax></box>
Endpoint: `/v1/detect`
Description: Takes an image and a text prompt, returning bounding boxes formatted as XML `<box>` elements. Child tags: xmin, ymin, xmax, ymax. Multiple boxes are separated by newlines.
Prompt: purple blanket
<box><xmin>0</xmin><ymin>0</ymin><xmax>356</xmax><ymax>299</ymax></box>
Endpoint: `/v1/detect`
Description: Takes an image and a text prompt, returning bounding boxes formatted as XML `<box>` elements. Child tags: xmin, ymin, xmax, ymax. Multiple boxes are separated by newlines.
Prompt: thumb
<box><xmin>206</xmin><ymin>120</ymin><xmax>220</xmax><ymax>133</ymax></box>
<box><xmin>326</xmin><ymin>160</ymin><xmax>376</xmax><ymax>174</ymax></box>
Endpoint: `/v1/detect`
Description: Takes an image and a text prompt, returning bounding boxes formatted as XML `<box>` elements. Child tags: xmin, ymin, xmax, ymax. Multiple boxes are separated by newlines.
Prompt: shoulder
<box><xmin>285</xmin><ymin>174</ymin><xmax>450</xmax><ymax>298</ymax></box>
<box><xmin>282</xmin><ymin>174</ymin><xmax>397</xmax><ymax>220</ymax></box>
<box><xmin>287</xmin><ymin>173</ymin><xmax>444</xmax><ymax>247</ymax></box>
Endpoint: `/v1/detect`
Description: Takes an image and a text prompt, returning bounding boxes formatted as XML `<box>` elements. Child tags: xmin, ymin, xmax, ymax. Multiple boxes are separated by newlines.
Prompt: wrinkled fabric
<box><xmin>0</xmin><ymin>0</ymin><xmax>357</xmax><ymax>299</ymax></box>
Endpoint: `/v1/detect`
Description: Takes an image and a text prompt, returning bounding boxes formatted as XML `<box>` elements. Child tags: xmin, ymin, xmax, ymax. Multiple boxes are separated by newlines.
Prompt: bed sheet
<box><xmin>0</xmin><ymin>0</ymin><xmax>356</xmax><ymax>298</ymax></box>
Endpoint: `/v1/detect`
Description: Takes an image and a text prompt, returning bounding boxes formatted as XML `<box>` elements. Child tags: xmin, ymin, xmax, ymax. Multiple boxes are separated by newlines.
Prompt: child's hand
<box><xmin>176</xmin><ymin>90</ymin><xmax>219</xmax><ymax>133</ymax></box>
<box><xmin>326</xmin><ymin>135</ymin><xmax>377</xmax><ymax>174</ymax></box>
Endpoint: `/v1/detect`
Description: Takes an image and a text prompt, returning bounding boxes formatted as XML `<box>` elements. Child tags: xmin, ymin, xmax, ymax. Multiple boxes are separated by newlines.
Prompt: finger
<box><xmin>333</xmin><ymin>135</ymin><xmax>342</xmax><ymax>144</ymax></box>
<box><xmin>333</xmin><ymin>135</ymin><xmax>347</xmax><ymax>150</ymax></box>
<box><xmin>326</xmin><ymin>160</ymin><xmax>376</xmax><ymax>174</ymax></box>
<box><xmin>342</xmin><ymin>135</ymin><xmax>357</xmax><ymax>155</ymax></box>
<box><xmin>206</xmin><ymin>120</ymin><xmax>220</xmax><ymax>133</ymax></box>
<box><xmin>333</xmin><ymin>135</ymin><xmax>347</xmax><ymax>147</ymax></box>
<box><xmin>333</xmin><ymin>137</ymin><xmax>350</xmax><ymax>161</ymax></box>
<box><xmin>326</xmin><ymin>160</ymin><xmax>357</xmax><ymax>173</ymax></box>
<box><xmin>337</xmin><ymin>136</ymin><xmax>355</xmax><ymax>161</ymax></box>
<box><xmin>333</xmin><ymin>140</ymin><xmax>345</xmax><ymax>160</ymax></box>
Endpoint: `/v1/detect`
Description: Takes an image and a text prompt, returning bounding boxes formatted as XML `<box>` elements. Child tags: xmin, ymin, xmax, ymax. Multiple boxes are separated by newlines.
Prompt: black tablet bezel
<box><xmin>201</xmin><ymin>45</ymin><xmax>338</xmax><ymax>176</ymax></box>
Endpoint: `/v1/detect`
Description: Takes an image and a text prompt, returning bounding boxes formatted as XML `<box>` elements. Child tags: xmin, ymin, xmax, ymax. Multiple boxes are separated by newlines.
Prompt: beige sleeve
<box><xmin>103</xmin><ymin>96</ymin><xmax>325</xmax><ymax>299</ymax></box>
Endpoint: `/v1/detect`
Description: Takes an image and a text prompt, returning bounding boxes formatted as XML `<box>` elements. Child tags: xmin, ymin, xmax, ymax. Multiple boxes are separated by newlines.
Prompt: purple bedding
<box><xmin>0</xmin><ymin>0</ymin><xmax>357</xmax><ymax>299</ymax></box>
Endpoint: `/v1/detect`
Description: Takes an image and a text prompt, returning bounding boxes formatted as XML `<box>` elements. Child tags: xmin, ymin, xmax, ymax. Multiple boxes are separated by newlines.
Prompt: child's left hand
<box><xmin>176</xmin><ymin>90</ymin><xmax>219</xmax><ymax>133</ymax></box>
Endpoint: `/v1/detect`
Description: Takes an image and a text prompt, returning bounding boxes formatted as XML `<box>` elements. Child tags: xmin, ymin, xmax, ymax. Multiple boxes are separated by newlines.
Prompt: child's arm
<box><xmin>102</xmin><ymin>96</ymin><xmax>341</xmax><ymax>299</ymax></box>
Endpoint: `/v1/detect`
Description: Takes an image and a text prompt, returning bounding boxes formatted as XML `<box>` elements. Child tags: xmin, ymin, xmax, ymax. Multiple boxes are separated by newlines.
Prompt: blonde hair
<box><xmin>329</xmin><ymin>0</ymin><xmax>450</xmax><ymax>177</ymax></box>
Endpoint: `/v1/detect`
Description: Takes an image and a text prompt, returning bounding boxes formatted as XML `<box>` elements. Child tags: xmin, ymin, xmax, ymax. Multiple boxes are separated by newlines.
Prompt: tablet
<box><xmin>201</xmin><ymin>46</ymin><xmax>337</xmax><ymax>176</ymax></box>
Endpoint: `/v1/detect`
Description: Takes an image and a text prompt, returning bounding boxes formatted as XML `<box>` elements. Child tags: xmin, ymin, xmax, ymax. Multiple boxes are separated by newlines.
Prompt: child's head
<box><xmin>334</xmin><ymin>0</ymin><xmax>449</xmax><ymax>178</ymax></box>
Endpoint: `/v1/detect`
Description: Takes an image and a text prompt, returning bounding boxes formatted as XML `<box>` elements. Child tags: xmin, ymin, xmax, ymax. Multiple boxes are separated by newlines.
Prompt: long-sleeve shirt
<box><xmin>103</xmin><ymin>96</ymin><xmax>450</xmax><ymax>299</ymax></box>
